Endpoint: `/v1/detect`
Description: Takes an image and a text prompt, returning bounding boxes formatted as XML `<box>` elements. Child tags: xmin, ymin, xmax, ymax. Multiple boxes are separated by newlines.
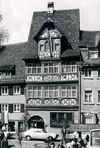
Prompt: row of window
<box><xmin>0</xmin><ymin>86</ymin><xmax>24</xmax><ymax>95</ymax></box>
<box><xmin>27</xmin><ymin>62</ymin><xmax>77</xmax><ymax>74</ymax></box>
<box><xmin>0</xmin><ymin>104</ymin><xmax>25</xmax><ymax>113</ymax></box>
<box><xmin>84</xmin><ymin>69</ymin><xmax>100</xmax><ymax>78</ymax></box>
<box><xmin>28</xmin><ymin>85</ymin><xmax>77</xmax><ymax>98</ymax></box>
<box><xmin>84</xmin><ymin>90</ymin><xmax>100</xmax><ymax>103</ymax></box>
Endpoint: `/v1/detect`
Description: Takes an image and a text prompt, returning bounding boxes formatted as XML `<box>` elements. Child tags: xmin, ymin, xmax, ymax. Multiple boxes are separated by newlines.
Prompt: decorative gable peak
<box><xmin>40</xmin><ymin>28</ymin><xmax>61</xmax><ymax>39</ymax></box>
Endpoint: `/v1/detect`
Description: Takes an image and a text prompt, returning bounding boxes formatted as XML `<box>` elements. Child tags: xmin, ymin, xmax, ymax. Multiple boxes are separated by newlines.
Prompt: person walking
<box><xmin>18</xmin><ymin>132</ymin><xmax>22</xmax><ymax>148</ymax></box>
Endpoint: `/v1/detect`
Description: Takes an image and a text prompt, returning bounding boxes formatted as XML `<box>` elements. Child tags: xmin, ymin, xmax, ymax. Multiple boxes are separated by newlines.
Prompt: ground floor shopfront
<box><xmin>27</xmin><ymin>109</ymin><xmax>80</xmax><ymax>137</ymax></box>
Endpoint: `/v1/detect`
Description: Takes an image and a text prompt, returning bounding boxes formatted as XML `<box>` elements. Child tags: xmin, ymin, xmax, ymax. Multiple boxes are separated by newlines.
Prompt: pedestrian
<box><xmin>61</xmin><ymin>126</ymin><xmax>66</xmax><ymax>141</ymax></box>
<box><xmin>61</xmin><ymin>141</ymin><xmax>65</xmax><ymax>148</ymax></box>
<box><xmin>1</xmin><ymin>135</ymin><xmax>9</xmax><ymax>148</ymax></box>
<box><xmin>73</xmin><ymin>138</ymin><xmax>79</xmax><ymax>148</ymax></box>
<box><xmin>50</xmin><ymin>143</ymin><xmax>55</xmax><ymax>148</ymax></box>
<box><xmin>18</xmin><ymin>132</ymin><xmax>22</xmax><ymax>148</ymax></box>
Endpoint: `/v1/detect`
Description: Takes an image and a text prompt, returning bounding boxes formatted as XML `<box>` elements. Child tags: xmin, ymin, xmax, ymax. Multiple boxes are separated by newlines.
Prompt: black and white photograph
<box><xmin>0</xmin><ymin>0</ymin><xmax>100</xmax><ymax>147</ymax></box>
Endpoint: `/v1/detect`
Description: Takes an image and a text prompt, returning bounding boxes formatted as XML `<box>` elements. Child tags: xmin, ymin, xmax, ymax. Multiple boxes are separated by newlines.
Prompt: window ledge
<box><xmin>83</xmin><ymin>103</ymin><xmax>94</xmax><ymax>105</ymax></box>
<box><xmin>83</xmin><ymin>77</ymin><xmax>93</xmax><ymax>80</ymax></box>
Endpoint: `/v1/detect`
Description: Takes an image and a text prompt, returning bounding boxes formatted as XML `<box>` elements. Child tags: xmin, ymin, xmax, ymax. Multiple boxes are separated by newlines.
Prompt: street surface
<box><xmin>8</xmin><ymin>139</ymin><xmax>61</xmax><ymax>148</ymax></box>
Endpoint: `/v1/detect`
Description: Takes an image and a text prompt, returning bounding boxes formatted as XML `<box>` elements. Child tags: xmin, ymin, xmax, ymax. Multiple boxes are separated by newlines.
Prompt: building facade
<box><xmin>23</xmin><ymin>2</ymin><xmax>80</xmax><ymax>133</ymax></box>
<box><xmin>0</xmin><ymin>43</ymin><xmax>27</xmax><ymax>132</ymax></box>
<box><xmin>80</xmin><ymin>31</ymin><xmax>100</xmax><ymax>128</ymax></box>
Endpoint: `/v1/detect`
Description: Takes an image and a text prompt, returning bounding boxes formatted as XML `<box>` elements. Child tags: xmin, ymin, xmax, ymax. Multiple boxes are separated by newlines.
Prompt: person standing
<box><xmin>1</xmin><ymin>136</ymin><xmax>9</xmax><ymax>148</ymax></box>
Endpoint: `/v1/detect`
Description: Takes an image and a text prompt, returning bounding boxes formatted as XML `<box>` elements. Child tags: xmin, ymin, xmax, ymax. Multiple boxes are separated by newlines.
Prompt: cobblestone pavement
<box><xmin>8</xmin><ymin>139</ymin><xmax>60</xmax><ymax>148</ymax></box>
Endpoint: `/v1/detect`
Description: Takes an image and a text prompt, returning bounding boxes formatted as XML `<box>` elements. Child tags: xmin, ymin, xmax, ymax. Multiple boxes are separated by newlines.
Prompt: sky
<box><xmin>1</xmin><ymin>0</ymin><xmax>100</xmax><ymax>44</ymax></box>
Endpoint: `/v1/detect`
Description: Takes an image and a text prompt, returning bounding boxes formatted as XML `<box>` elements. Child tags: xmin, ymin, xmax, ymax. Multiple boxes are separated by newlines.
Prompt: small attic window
<box><xmin>89</xmin><ymin>50</ymin><xmax>98</xmax><ymax>59</ymax></box>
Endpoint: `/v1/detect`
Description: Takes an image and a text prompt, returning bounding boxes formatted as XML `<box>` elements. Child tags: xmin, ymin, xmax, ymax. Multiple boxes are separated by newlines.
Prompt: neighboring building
<box><xmin>80</xmin><ymin>31</ymin><xmax>100</xmax><ymax>129</ymax></box>
<box><xmin>0</xmin><ymin>43</ymin><xmax>27</xmax><ymax>132</ymax></box>
<box><xmin>23</xmin><ymin>2</ymin><xmax>80</xmax><ymax>133</ymax></box>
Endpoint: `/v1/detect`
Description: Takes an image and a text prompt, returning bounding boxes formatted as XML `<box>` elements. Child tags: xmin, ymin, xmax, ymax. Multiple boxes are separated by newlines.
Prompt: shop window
<box><xmin>50</xmin><ymin>112</ymin><xmax>73</xmax><ymax>127</ymax></box>
<box><xmin>18</xmin><ymin>122</ymin><xmax>23</xmax><ymax>132</ymax></box>
<box><xmin>9</xmin><ymin>122</ymin><xmax>15</xmax><ymax>132</ymax></box>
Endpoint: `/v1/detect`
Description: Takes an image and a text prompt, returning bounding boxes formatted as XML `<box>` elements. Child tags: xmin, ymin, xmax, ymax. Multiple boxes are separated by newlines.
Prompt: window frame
<box><xmin>84</xmin><ymin>69</ymin><xmax>92</xmax><ymax>78</ymax></box>
<box><xmin>62</xmin><ymin>62</ymin><xmax>77</xmax><ymax>73</ymax></box>
<box><xmin>1</xmin><ymin>104</ymin><xmax>8</xmax><ymax>112</ymax></box>
<box><xmin>43</xmin><ymin>63</ymin><xmax>59</xmax><ymax>74</ymax></box>
<box><xmin>1</xmin><ymin>86</ymin><xmax>8</xmax><ymax>95</ymax></box>
<box><xmin>61</xmin><ymin>85</ymin><xmax>77</xmax><ymax>98</ymax></box>
<box><xmin>89</xmin><ymin>50</ymin><xmax>98</xmax><ymax>59</ymax></box>
<box><xmin>44</xmin><ymin>86</ymin><xmax>59</xmax><ymax>98</ymax></box>
<box><xmin>28</xmin><ymin>86</ymin><xmax>42</xmax><ymax>98</ymax></box>
<box><xmin>84</xmin><ymin>90</ymin><xmax>93</xmax><ymax>104</ymax></box>
<box><xmin>13</xmin><ymin>104</ymin><xmax>21</xmax><ymax>112</ymax></box>
<box><xmin>13</xmin><ymin>86</ymin><xmax>21</xmax><ymax>95</ymax></box>
<box><xmin>98</xmin><ymin>90</ymin><xmax>100</xmax><ymax>104</ymax></box>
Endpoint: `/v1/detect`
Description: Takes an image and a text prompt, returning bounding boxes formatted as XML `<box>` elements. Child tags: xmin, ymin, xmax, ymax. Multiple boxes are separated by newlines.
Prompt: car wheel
<box><xmin>26</xmin><ymin>135</ymin><xmax>31</xmax><ymax>141</ymax></box>
<box><xmin>47</xmin><ymin>136</ymin><xmax>53</xmax><ymax>141</ymax></box>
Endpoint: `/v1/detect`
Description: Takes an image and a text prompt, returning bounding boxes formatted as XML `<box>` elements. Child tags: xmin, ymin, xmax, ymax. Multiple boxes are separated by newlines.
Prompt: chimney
<box><xmin>47</xmin><ymin>2</ymin><xmax>54</xmax><ymax>14</ymax></box>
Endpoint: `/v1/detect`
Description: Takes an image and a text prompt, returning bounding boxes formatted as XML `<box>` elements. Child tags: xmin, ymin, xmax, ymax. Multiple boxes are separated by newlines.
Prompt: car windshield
<box><xmin>91</xmin><ymin>130</ymin><xmax>100</xmax><ymax>146</ymax></box>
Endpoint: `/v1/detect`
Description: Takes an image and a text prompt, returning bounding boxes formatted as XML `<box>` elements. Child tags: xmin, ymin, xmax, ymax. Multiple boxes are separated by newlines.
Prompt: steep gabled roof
<box><xmin>0</xmin><ymin>42</ymin><xmax>28</xmax><ymax>83</ymax></box>
<box><xmin>24</xmin><ymin>9</ymin><xmax>80</xmax><ymax>60</ymax></box>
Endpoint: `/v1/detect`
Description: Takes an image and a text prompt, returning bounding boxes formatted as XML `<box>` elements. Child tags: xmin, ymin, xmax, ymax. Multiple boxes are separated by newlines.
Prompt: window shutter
<box><xmin>0</xmin><ymin>104</ymin><xmax>1</xmax><ymax>113</ymax></box>
<box><xmin>9</xmin><ymin>104</ymin><xmax>13</xmax><ymax>113</ymax></box>
<box><xmin>21</xmin><ymin>85</ymin><xmax>24</xmax><ymax>95</ymax></box>
<box><xmin>21</xmin><ymin>104</ymin><xmax>25</xmax><ymax>113</ymax></box>
<box><xmin>9</xmin><ymin>85</ymin><xmax>13</xmax><ymax>95</ymax></box>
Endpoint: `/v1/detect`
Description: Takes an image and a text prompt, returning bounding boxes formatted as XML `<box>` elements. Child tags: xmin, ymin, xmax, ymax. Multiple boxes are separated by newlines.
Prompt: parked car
<box><xmin>22</xmin><ymin>128</ymin><xmax>59</xmax><ymax>141</ymax></box>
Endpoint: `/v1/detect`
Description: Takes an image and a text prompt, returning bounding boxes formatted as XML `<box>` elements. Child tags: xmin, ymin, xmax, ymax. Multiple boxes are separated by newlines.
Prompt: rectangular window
<box><xmin>44</xmin><ymin>86</ymin><xmax>59</xmax><ymax>98</ymax></box>
<box><xmin>98</xmin><ymin>70</ymin><xmax>100</xmax><ymax>77</ymax></box>
<box><xmin>44</xmin><ymin>63</ymin><xmax>59</xmax><ymax>74</ymax></box>
<box><xmin>61</xmin><ymin>85</ymin><xmax>77</xmax><ymax>98</ymax></box>
<box><xmin>84</xmin><ymin>90</ymin><xmax>93</xmax><ymax>103</ymax></box>
<box><xmin>28</xmin><ymin>86</ymin><xmax>42</xmax><ymax>98</ymax></box>
<box><xmin>89</xmin><ymin>51</ymin><xmax>98</xmax><ymax>59</ymax></box>
<box><xmin>50</xmin><ymin>112</ymin><xmax>73</xmax><ymax>127</ymax></box>
<box><xmin>1</xmin><ymin>86</ymin><xmax>8</xmax><ymax>95</ymax></box>
<box><xmin>84</xmin><ymin>69</ymin><xmax>91</xmax><ymax>77</ymax></box>
<box><xmin>27</xmin><ymin>63</ymin><xmax>41</xmax><ymax>74</ymax></box>
<box><xmin>13</xmin><ymin>104</ymin><xmax>21</xmax><ymax>112</ymax></box>
<box><xmin>98</xmin><ymin>90</ymin><xmax>100</xmax><ymax>103</ymax></box>
<box><xmin>62</xmin><ymin>62</ymin><xmax>77</xmax><ymax>73</ymax></box>
<box><xmin>1</xmin><ymin>104</ymin><xmax>8</xmax><ymax>112</ymax></box>
<box><xmin>13</xmin><ymin>86</ymin><xmax>20</xmax><ymax>95</ymax></box>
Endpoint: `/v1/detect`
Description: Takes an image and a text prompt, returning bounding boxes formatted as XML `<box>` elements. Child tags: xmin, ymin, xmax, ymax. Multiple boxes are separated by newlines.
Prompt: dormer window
<box><xmin>89</xmin><ymin>50</ymin><xmax>98</xmax><ymax>59</ymax></box>
<box><xmin>35</xmin><ymin>20</ymin><xmax>62</xmax><ymax>59</ymax></box>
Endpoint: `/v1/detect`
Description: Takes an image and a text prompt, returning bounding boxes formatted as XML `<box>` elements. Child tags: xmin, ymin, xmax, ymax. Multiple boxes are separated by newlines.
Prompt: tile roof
<box><xmin>24</xmin><ymin>9</ymin><xmax>80</xmax><ymax>60</ymax></box>
<box><xmin>0</xmin><ymin>42</ymin><xmax>27</xmax><ymax>83</ymax></box>
<box><xmin>80</xmin><ymin>31</ymin><xmax>100</xmax><ymax>47</ymax></box>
